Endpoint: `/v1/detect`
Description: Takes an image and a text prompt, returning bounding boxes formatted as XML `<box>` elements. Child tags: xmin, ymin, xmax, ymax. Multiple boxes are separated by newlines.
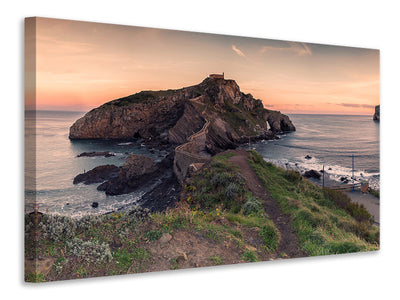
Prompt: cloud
<box><xmin>232</xmin><ymin>45</ymin><xmax>246</xmax><ymax>57</ymax></box>
<box><xmin>339</xmin><ymin>103</ymin><xmax>375</xmax><ymax>109</ymax></box>
<box><xmin>261</xmin><ymin>41</ymin><xmax>312</xmax><ymax>56</ymax></box>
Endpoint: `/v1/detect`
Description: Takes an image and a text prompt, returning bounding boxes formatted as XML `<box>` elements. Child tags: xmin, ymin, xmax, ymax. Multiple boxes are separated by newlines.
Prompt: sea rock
<box><xmin>265</xmin><ymin>111</ymin><xmax>296</xmax><ymax>133</ymax></box>
<box><xmin>77</xmin><ymin>151</ymin><xmax>115</xmax><ymax>157</ymax></box>
<box><xmin>373</xmin><ymin>105</ymin><xmax>380</xmax><ymax>122</ymax></box>
<box><xmin>97</xmin><ymin>154</ymin><xmax>159</xmax><ymax>195</ymax></box>
<box><xmin>340</xmin><ymin>176</ymin><xmax>350</xmax><ymax>184</ymax></box>
<box><xmin>73</xmin><ymin>165</ymin><xmax>120</xmax><ymax>185</ymax></box>
<box><xmin>303</xmin><ymin>169</ymin><xmax>322</xmax><ymax>179</ymax></box>
<box><xmin>139</xmin><ymin>172</ymin><xmax>181</xmax><ymax>212</ymax></box>
<box><xmin>119</xmin><ymin>154</ymin><xmax>158</xmax><ymax>182</ymax></box>
<box><xmin>91</xmin><ymin>202</ymin><xmax>99</xmax><ymax>208</ymax></box>
<box><xmin>305</xmin><ymin>155</ymin><xmax>312</xmax><ymax>160</ymax></box>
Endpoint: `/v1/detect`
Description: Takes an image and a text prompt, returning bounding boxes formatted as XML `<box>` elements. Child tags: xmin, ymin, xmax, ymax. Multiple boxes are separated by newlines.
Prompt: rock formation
<box><xmin>69</xmin><ymin>77</ymin><xmax>295</xmax><ymax>152</ymax></box>
<box><xmin>77</xmin><ymin>151</ymin><xmax>115</xmax><ymax>158</ymax></box>
<box><xmin>373</xmin><ymin>105</ymin><xmax>380</xmax><ymax>122</ymax></box>
<box><xmin>303</xmin><ymin>169</ymin><xmax>322</xmax><ymax>179</ymax></box>
<box><xmin>97</xmin><ymin>154</ymin><xmax>160</xmax><ymax>195</ymax></box>
<box><xmin>73</xmin><ymin>165</ymin><xmax>120</xmax><ymax>185</ymax></box>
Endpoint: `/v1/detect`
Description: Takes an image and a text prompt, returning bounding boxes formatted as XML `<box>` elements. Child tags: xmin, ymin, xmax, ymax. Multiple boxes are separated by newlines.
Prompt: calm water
<box><xmin>25</xmin><ymin>110</ymin><xmax>168</xmax><ymax>217</ymax></box>
<box><xmin>242</xmin><ymin>114</ymin><xmax>380</xmax><ymax>189</ymax></box>
<box><xmin>25</xmin><ymin>111</ymin><xmax>379</xmax><ymax>217</ymax></box>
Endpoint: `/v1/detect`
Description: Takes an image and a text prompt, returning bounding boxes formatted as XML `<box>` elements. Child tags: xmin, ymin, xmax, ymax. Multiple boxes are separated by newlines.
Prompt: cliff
<box><xmin>373</xmin><ymin>105</ymin><xmax>380</xmax><ymax>122</ymax></box>
<box><xmin>69</xmin><ymin>77</ymin><xmax>295</xmax><ymax>152</ymax></box>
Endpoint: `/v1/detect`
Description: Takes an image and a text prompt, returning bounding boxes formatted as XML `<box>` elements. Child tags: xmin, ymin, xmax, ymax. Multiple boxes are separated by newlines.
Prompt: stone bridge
<box><xmin>173</xmin><ymin>107</ymin><xmax>211</xmax><ymax>183</ymax></box>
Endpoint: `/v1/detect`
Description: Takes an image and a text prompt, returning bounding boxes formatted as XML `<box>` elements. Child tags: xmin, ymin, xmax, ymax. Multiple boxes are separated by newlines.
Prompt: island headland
<box><xmin>70</xmin><ymin>75</ymin><xmax>295</xmax><ymax>208</ymax></box>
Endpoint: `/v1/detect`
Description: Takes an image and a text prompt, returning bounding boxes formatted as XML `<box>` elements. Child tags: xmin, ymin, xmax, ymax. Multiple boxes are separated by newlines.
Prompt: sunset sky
<box><xmin>25</xmin><ymin>17</ymin><xmax>380</xmax><ymax>114</ymax></box>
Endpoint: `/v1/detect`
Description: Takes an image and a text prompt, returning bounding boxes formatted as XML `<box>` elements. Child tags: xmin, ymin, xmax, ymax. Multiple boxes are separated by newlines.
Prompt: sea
<box><xmin>25</xmin><ymin>111</ymin><xmax>380</xmax><ymax>217</ymax></box>
<box><xmin>241</xmin><ymin>114</ymin><xmax>380</xmax><ymax>190</ymax></box>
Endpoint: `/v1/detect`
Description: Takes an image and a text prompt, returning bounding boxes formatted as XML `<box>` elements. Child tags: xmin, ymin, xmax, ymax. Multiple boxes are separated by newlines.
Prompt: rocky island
<box><xmin>373</xmin><ymin>105</ymin><xmax>380</xmax><ymax>122</ymax></box>
<box><xmin>70</xmin><ymin>75</ymin><xmax>296</xmax><ymax>208</ymax></box>
<box><xmin>69</xmin><ymin>76</ymin><xmax>295</xmax><ymax>147</ymax></box>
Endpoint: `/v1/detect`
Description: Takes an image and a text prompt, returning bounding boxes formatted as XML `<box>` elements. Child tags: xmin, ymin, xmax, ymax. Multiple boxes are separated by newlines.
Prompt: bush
<box><xmin>66</xmin><ymin>238</ymin><xmax>113</xmax><ymax>263</ymax></box>
<box><xmin>323</xmin><ymin>188</ymin><xmax>373</xmax><ymax>224</ymax></box>
<box><xmin>323</xmin><ymin>188</ymin><xmax>350</xmax><ymax>209</ymax></box>
<box><xmin>242</xmin><ymin>196</ymin><xmax>263</xmax><ymax>215</ymax></box>
<box><xmin>41</xmin><ymin>215</ymin><xmax>77</xmax><ymax>242</ymax></box>
<box><xmin>285</xmin><ymin>170</ymin><xmax>303</xmax><ymax>183</ymax></box>
<box><xmin>210</xmin><ymin>171</ymin><xmax>244</xmax><ymax>188</ymax></box>
<box><xmin>225</xmin><ymin>182</ymin><xmax>240</xmax><ymax>201</ymax></box>
<box><xmin>346</xmin><ymin>203</ymin><xmax>374</xmax><ymax>224</ymax></box>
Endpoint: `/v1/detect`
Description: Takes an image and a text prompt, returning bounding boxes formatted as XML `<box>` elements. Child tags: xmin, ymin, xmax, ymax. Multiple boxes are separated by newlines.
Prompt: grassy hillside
<box><xmin>247</xmin><ymin>150</ymin><xmax>379</xmax><ymax>255</ymax></box>
<box><xmin>25</xmin><ymin>150</ymin><xmax>379</xmax><ymax>282</ymax></box>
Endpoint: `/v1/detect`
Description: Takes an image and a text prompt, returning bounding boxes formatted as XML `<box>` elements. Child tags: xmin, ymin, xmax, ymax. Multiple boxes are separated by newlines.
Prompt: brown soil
<box><xmin>131</xmin><ymin>218</ymin><xmax>276</xmax><ymax>274</ymax></box>
<box><xmin>228</xmin><ymin>150</ymin><xmax>307</xmax><ymax>258</ymax></box>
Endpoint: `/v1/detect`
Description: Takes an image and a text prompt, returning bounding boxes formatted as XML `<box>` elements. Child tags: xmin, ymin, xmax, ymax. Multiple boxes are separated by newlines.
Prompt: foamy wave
<box><xmin>264</xmin><ymin>156</ymin><xmax>380</xmax><ymax>190</ymax></box>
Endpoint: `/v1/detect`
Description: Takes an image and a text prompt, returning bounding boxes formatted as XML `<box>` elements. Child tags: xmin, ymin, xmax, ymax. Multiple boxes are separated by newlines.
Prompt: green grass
<box><xmin>209</xmin><ymin>255</ymin><xmax>224</xmax><ymax>265</ymax></box>
<box><xmin>26</xmin><ymin>272</ymin><xmax>46</xmax><ymax>283</ymax></box>
<box><xmin>144</xmin><ymin>229</ymin><xmax>163</xmax><ymax>241</ymax></box>
<box><xmin>241</xmin><ymin>250</ymin><xmax>259</xmax><ymax>262</ymax></box>
<box><xmin>101</xmin><ymin>89</ymin><xmax>177</xmax><ymax>108</ymax></box>
<box><xmin>188</xmin><ymin>153</ymin><xmax>247</xmax><ymax>212</ymax></box>
<box><xmin>247</xmin><ymin>150</ymin><xmax>379</xmax><ymax>256</ymax></box>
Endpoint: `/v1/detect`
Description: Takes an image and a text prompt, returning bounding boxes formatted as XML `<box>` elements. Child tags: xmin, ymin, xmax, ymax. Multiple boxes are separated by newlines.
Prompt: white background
<box><xmin>1</xmin><ymin>0</ymin><xmax>399</xmax><ymax>299</ymax></box>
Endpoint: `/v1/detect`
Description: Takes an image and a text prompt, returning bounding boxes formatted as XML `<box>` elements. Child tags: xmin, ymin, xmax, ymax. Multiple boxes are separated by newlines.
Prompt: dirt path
<box><xmin>228</xmin><ymin>150</ymin><xmax>307</xmax><ymax>258</ymax></box>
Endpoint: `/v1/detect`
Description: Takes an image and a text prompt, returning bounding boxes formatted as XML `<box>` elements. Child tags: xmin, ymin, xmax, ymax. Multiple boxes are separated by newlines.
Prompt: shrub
<box><xmin>66</xmin><ymin>238</ymin><xmax>113</xmax><ymax>263</ymax></box>
<box><xmin>285</xmin><ymin>170</ymin><xmax>303</xmax><ymax>183</ymax></box>
<box><xmin>41</xmin><ymin>215</ymin><xmax>77</xmax><ymax>242</ymax></box>
<box><xmin>346</xmin><ymin>203</ymin><xmax>374</xmax><ymax>224</ymax></box>
<box><xmin>225</xmin><ymin>182</ymin><xmax>240</xmax><ymax>201</ymax></box>
<box><xmin>352</xmin><ymin>222</ymin><xmax>380</xmax><ymax>244</ymax></box>
<box><xmin>323</xmin><ymin>188</ymin><xmax>350</xmax><ymax>209</ymax></box>
<box><xmin>242</xmin><ymin>196</ymin><xmax>263</xmax><ymax>215</ymax></box>
<box><xmin>323</xmin><ymin>188</ymin><xmax>373</xmax><ymax>224</ymax></box>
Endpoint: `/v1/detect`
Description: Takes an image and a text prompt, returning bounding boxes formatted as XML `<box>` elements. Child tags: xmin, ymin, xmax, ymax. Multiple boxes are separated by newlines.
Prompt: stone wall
<box><xmin>173</xmin><ymin>147</ymin><xmax>210</xmax><ymax>183</ymax></box>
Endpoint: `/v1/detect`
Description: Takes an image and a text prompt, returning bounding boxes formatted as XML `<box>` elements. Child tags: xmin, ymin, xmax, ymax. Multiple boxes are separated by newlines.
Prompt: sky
<box><xmin>25</xmin><ymin>17</ymin><xmax>380</xmax><ymax>115</ymax></box>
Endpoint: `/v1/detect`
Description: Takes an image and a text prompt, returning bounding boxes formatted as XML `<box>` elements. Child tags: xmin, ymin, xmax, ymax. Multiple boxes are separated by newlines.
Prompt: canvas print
<box><xmin>25</xmin><ymin>17</ymin><xmax>380</xmax><ymax>282</ymax></box>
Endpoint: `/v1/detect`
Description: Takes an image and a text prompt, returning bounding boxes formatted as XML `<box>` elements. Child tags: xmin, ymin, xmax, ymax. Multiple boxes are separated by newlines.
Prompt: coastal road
<box><xmin>344</xmin><ymin>191</ymin><xmax>380</xmax><ymax>226</ymax></box>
